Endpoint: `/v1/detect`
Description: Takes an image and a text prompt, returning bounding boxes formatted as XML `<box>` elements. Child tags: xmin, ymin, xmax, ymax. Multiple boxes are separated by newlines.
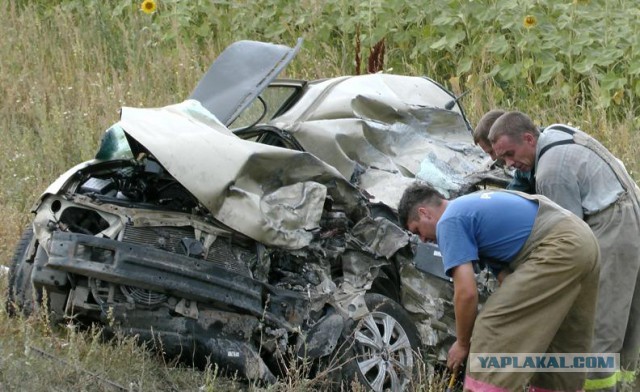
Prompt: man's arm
<box><xmin>447</xmin><ymin>262</ymin><xmax>478</xmax><ymax>372</ymax></box>
<box><xmin>536</xmin><ymin>152</ymin><xmax>583</xmax><ymax>219</ymax></box>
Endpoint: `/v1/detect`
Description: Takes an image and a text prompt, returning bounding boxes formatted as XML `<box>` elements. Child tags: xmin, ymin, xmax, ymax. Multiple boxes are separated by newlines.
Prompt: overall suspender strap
<box><xmin>539</xmin><ymin>139</ymin><xmax>574</xmax><ymax>159</ymax></box>
<box><xmin>538</xmin><ymin>125</ymin><xmax>576</xmax><ymax>159</ymax></box>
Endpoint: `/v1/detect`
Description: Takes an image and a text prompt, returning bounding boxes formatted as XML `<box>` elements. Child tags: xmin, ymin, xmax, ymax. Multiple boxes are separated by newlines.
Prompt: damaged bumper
<box><xmin>46</xmin><ymin>231</ymin><xmax>308</xmax><ymax>330</ymax></box>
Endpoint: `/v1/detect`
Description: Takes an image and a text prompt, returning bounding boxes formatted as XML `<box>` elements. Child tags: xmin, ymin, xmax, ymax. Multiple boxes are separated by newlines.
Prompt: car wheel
<box><xmin>343</xmin><ymin>293</ymin><xmax>421</xmax><ymax>392</ymax></box>
<box><xmin>6</xmin><ymin>226</ymin><xmax>37</xmax><ymax>316</ymax></box>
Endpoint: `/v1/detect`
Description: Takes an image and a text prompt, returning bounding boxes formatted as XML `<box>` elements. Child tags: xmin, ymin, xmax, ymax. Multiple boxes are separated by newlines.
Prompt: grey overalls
<box><xmin>541</xmin><ymin>126</ymin><xmax>640</xmax><ymax>391</ymax></box>
<box><xmin>464</xmin><ymin>191</ymin><xmax>601</xmax><ymax>391</ymax></box>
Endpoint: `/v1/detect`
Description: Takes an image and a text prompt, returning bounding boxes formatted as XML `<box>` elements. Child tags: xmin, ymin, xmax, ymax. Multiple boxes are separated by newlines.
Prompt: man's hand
<box><xmin>447</xmin><ymin>339</ymin><xmax>470</xmax><ymax>373</ymax></box>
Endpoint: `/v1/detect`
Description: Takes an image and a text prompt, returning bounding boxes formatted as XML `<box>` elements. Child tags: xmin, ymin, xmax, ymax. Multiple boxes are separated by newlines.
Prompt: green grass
<box><xmin>1</xmin><ymin>0</ymin><xmax>638</xmax><ymax>390</ymax></box>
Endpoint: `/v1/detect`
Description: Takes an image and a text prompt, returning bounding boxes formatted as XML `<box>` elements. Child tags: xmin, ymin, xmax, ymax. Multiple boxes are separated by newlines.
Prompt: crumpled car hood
<box><xmin>118</xmin><ymin>100</ymin><xmax>366</xmax><ymax>249</ymax></box>
<box><xmin>270</xmin><ymin>74</ymin><xmax>488</xmax><ymax>207</ymax></box>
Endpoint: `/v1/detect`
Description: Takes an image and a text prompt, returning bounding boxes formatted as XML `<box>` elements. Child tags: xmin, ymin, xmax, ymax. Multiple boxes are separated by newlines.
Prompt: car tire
<box><xmin>341</xmin><ymin>293</ymin><xmax>421</xmax><ymax>392</ymax></box>
<box><xmin>6</xmin><ymin>226</ymin><xmax>37</xmax><ymax>316</ymax></box>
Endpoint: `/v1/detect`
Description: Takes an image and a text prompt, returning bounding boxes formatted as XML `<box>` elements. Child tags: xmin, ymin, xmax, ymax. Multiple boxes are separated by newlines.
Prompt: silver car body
<box><xmin>16</xmin><ymin>40</ymin><xmax>504</xmax><ymax>390</ymax></box>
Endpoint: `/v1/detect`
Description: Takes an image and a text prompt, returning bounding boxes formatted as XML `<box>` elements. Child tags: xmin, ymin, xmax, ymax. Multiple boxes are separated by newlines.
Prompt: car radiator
<box><xmin>121</xmin><ymin>225</ymin><xmax>254</xmax><ymax>277</ymax></box>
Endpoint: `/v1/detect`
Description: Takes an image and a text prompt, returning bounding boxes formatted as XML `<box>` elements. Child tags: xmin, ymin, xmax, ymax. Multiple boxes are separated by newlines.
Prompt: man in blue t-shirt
<box><xmin>397</xmin><ymin>182</ymin><xmax>600</xmax><ymax>391</ymax></box>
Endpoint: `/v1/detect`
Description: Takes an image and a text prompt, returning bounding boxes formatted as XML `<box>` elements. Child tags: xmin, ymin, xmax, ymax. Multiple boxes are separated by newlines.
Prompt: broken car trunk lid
<box><xmin>189</xmin><ymin>39</ymin><xmax>304</xmax><ymax>127</ymax></box>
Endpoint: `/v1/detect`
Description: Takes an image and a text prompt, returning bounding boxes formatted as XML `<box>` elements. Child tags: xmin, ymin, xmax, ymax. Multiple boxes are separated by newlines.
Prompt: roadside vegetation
<box><xmin>1</xmin><ymin>0</ymin><xmax>638</xmax><ymax>390</ymax></box>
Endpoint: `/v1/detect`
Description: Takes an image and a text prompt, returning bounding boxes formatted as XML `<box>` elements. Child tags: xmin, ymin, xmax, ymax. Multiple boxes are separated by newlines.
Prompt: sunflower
<box><xmin>141</xmin><ymin>0</ymin><xmax>157</xmax><ymax>14</ymax></box>
<box><xmin>612</xmin><ymin>89</ymin><xmax>624</xmax><ymax>105</ymax></box>
<box><xmin>523</xmin><ymin>15</ymin><xmax>537</xmax><ymax>29</ymax></box>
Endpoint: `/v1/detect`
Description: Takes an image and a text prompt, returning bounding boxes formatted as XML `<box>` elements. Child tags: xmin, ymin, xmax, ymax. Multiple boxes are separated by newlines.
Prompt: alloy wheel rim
<box><xmin>354</xmin><ymin>311</ymin><xmax>414</xmax><ymax>392</ymax></box>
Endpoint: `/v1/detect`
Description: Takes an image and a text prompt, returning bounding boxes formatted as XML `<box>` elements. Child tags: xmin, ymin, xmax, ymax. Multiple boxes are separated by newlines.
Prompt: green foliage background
<box><xmin>124</xmin><ymin>0</ymin><xmax>640</xmax><ymax>111</ymax></box>
<box><xmin>0</xmin><ymin>0</ymin><xmax>639</xmax><ymax>389</ymax></box>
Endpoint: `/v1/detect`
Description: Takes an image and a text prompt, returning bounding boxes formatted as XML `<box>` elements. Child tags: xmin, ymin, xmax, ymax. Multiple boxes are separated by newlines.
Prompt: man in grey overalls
<box><xmin>490</xmin><ymin>111</ymin><xmax>640</xmax><ymax>391</ymax></box>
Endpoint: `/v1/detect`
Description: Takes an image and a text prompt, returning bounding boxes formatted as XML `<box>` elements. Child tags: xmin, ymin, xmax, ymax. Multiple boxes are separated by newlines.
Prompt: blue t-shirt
<box><xmin>436</xmin><ymin>191</ymin><xmax>538</xmax><ymax>276</ymax></box>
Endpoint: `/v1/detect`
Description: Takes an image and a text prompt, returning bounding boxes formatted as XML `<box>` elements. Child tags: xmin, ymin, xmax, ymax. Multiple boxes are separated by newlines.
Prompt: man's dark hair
<box><xmin>473</xmin><ymin>109</ymin><xmax>506</xmax><ymax>144</ymax></box>
<box><xmin>488</xmin><ymin>111</ymin><xmax>540</xmax><ymax>143</ymax></box>
<box><xmin>397</xmin><ymin>182</ymin><xmax>444</xmax><ymax>228</ymax></box>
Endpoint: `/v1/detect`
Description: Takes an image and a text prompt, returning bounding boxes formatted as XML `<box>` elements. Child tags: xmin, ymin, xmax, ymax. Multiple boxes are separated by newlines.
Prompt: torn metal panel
<box><xmin>112</xmin><ymin>314</ymin><xmax>277</xmax><ymax>383</ymax></box>
<box><xmin>399</xmin><ymin>263</ymin><xmax>451</xmax><ymax>321</ymax></box>
<box><xmin>399</xmin><ymin>263</ymin><xmax>454</xmax><ymax>358</ymax></box>
<box><xmin>273</xmin><ymin>74</ymin><xmax>466</xmax><ymax>125</ymax></box>
<box><xmin>298</xmin><ymin>310</ymin><xmax>344</xmax><ymax>359</ymax></box>
<box><xmin>332</xmin><ymin>286</ymin><xmax>369</xmax><ymax>319</ymax></box>
<box><xmin>341</xmin><ymin>250</ymin><xmax>389</xmax><ymax>290</ymax></box>
<box><xmin>331</xmin><ymin>250</ymin><xmax>392</xmax><ymax>319</ymax></box>
<box><xmin>475</xmin><ymin>268</ymin><xmax>499</xmax><ymax>301</ymax></box>
<box><xmin>269</xmin><ymin>74</ymin><xmax>489</xmax><ymax>207</ymax></box>
<box><xmin>349</xmin><ymin>216</ymin><xmax>410</xmax><ymax>259</ymax></box>
<box><xmin>462</xmin><ymin>166</ymin><xmax>513</xmax><ymax>189</ymax></box>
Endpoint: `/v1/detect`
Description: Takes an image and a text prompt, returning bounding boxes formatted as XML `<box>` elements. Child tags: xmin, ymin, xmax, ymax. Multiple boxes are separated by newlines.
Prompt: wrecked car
<box><xmin>7</xmin><ymin>39</ymin><xmax>506</xmax><ymax>391</ymax></box>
